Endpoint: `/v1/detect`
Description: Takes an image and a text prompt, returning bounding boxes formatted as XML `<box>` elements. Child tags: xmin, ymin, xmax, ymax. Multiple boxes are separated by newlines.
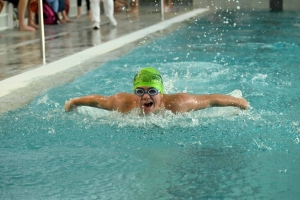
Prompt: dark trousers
<box><xmin>77</xmin><ymin>0</ymin><xmax>90</xmax><ymax>10</ymax></box>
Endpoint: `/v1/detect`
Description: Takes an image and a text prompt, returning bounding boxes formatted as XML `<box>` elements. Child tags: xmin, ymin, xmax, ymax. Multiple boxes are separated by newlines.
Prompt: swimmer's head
<box><xmin>133</xmin><ymin>67</ymin><xmax>164</xmax><ymax>94</ymax></box>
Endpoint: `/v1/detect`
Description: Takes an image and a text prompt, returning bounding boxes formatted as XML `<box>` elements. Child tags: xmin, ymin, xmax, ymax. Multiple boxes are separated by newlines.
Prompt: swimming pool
<box><xmin>1</xmin><ymin>10</ymin><xmax>300</xmax><ymax>199</ymax></box>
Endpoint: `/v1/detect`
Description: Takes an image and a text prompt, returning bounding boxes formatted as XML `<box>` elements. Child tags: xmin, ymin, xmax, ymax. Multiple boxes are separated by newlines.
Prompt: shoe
<box><xmin>92</xmin><ymin>21</ymin><xmax>100</xmax><ymax>30</ymax></box>
<box><xmin>108</xmin><ymin>16</ymin><xmax>117</xmax><ymax>26</ymax></box>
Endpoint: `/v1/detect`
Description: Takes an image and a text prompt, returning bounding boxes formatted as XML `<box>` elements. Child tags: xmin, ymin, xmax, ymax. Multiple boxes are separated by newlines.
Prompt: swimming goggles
<box><xmin>134</xmin><ymin>88</ymin><xmax>159</xmax><ymax>97</ymax></box>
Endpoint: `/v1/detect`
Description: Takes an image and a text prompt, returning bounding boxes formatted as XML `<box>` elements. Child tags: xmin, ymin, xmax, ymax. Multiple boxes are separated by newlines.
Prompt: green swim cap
<box><xmin>133</xmin><ymin>67</ymin><xmax>164</xmax><ymax>93</ymax></box>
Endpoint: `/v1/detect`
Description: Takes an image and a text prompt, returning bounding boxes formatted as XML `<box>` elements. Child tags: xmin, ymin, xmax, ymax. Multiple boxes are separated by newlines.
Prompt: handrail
<box><xmin>161</xmin><ymin>0</ymin><xmax>164</xmax><ymax>20</ymax></box>
<box><xmin>38</xmin><ymin>0</ymin><xmax>46</xmax><ymax>64</ymax></box>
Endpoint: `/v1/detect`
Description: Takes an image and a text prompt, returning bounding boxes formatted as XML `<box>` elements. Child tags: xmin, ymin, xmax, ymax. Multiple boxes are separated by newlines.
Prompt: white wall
<box><xmin>1</xmin><ymin>0</ymin><xmax>300</xmax><ymax>31</ymax></box>
<box><xmin>193</xmin><ymin>0</ymin><xmax>300</xmax><ymax>11</ymax></box>
<box><xmin>0</xmin><ymin>3</ymin><xmax>14</xmax><ymax>31</ymax></box>
<box><xmin>282</xmin><ymin>0</ymin><xmax>300</xmax><ymax>10</ymax></box>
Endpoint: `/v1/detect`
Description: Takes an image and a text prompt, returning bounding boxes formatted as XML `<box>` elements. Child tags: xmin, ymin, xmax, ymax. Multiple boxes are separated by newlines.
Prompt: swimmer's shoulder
<box><xmin>162</xmin><ymin>93</ymin><xmax>191</xmax><ymax>112</ymax></box>
<box><xmin>110</xmin><ymin>92</ymin><xmax>136</xmax><ymax>103</ymax></box>
<box><xmin>163</xmin><ymin>93</ymin><xmax>191</xmax><ymax>102</ymax></box>
<box><xmin>109</xmin><ymin>92</ymin><xmax>138</xmax><ymax>112</ymax></box>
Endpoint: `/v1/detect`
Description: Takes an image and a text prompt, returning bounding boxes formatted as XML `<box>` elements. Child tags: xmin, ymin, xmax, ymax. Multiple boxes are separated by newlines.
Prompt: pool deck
<box><xmin>0</xmin><ymin>6</ymin><xmax>209</xmax><ymax>114</ymax></box>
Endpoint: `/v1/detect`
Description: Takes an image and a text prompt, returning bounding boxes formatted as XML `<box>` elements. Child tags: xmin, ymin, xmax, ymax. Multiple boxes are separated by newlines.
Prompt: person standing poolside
<box><xmin>3</xmin><ymin>0</ymin><xmax>38</xmax><ymax>31</ymax></box>
<box><xmin>47</xmin><ymin>0</ymin><xmax>72</xmax><ymax>23</ymax></box>
<box><xmin>0</xmin><ymin>0</ymin><xmax>4</xmax><ymax>37</ymax></box>
<box><xmin>164</xmin><ymin>0</ymin><xmax>173</xmax><ymax>12</ymax></box>
<box><xmin>90</xmin><ymin>0</ymin><xmax>117</xmax><ymax>29</ymax></box>
<box><xmin>76</xmin><ymin>0</ymin><xmax>91</xmax><ymax>19</ymax></box>
<box><xmin>0</xmin><ymin>0</ymin><xmax>4</xmax><ymax>13</ymax></box>
<box><xmin>57</xmin><ymin>0</ymin><xmax>72</xmax><ymax>23</ymax></box>
<box><xmin>65</xmin><ymin>67</ymin><xmax>249</xmax><ymax>114</ymax></box>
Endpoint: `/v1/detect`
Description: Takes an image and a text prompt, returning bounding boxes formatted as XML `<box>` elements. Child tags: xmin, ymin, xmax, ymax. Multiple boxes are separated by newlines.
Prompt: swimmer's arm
<box><xmin>200</xmin><ymin>94</ymin><xmax>248</xmax><ymax>109</ymax></box>
<box><xmin>64</xmin><ymin>95</ymin><xmax>112</xmax><ymax>111</ymax></box>
<box><xmin>166</xmin><ymin>93</ymin><xmax>248</xmax><ymax>113</ymax></box>
<box><xmin>64</xmin><ymin>93</ymin><xmax>135</xmax><ymax>112</ymax></box>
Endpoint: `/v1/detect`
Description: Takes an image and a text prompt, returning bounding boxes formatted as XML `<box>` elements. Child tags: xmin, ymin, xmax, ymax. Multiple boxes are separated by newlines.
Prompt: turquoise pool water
<box><xmin>1</xmin><ymin>11</ymin><xmax>300</xmax><ymax>199</ymax></box>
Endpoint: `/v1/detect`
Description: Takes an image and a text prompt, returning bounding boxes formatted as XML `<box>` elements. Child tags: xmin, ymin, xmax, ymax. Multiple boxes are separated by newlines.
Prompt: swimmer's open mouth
<box><xmin>144</xmin><ymin>102</ymin><xmax>153</xmax><ymax>107</ymax></box>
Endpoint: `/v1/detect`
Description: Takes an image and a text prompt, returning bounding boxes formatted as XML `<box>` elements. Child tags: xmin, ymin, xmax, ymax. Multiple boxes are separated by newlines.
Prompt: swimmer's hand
<box><xmin>238</xmin><ymin>97</ymin><xmax>249</xmax><ymax>110</ymax></box>
<box><xmin>64</xmin><ymin>99</ymin><xmax>75</xmax><ymax>112</ymax></box>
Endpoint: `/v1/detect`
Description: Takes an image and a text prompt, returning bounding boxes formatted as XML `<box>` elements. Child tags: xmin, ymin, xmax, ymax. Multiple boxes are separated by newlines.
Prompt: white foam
<box><xmin>228</xmin><ymin>89</ymin><xmax>243</xmax><ymax>98</ymax></box>
<box><xmin>251</xmin><ymin>74</ymin><xmax>267</xmax><ymax>82</ymax></box>
<box><xmin>0</xmin><ymin>8</ymin><xmax>210</xmax><ymax>98</ymax></box>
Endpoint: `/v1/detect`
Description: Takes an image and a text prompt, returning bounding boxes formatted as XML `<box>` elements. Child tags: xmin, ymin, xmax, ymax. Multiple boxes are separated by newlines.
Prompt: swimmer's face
<box><xmin>134</xmin><ymin>87</ymin><xmax>163</xmax><ymax>114</ymax></box>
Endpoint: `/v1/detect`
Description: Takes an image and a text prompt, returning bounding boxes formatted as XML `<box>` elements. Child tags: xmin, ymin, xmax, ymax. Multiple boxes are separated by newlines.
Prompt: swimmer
<box><xmin>65</xmin><ymin>67</ymin><xmax>249</xmax><ymax>114</ymax></box>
